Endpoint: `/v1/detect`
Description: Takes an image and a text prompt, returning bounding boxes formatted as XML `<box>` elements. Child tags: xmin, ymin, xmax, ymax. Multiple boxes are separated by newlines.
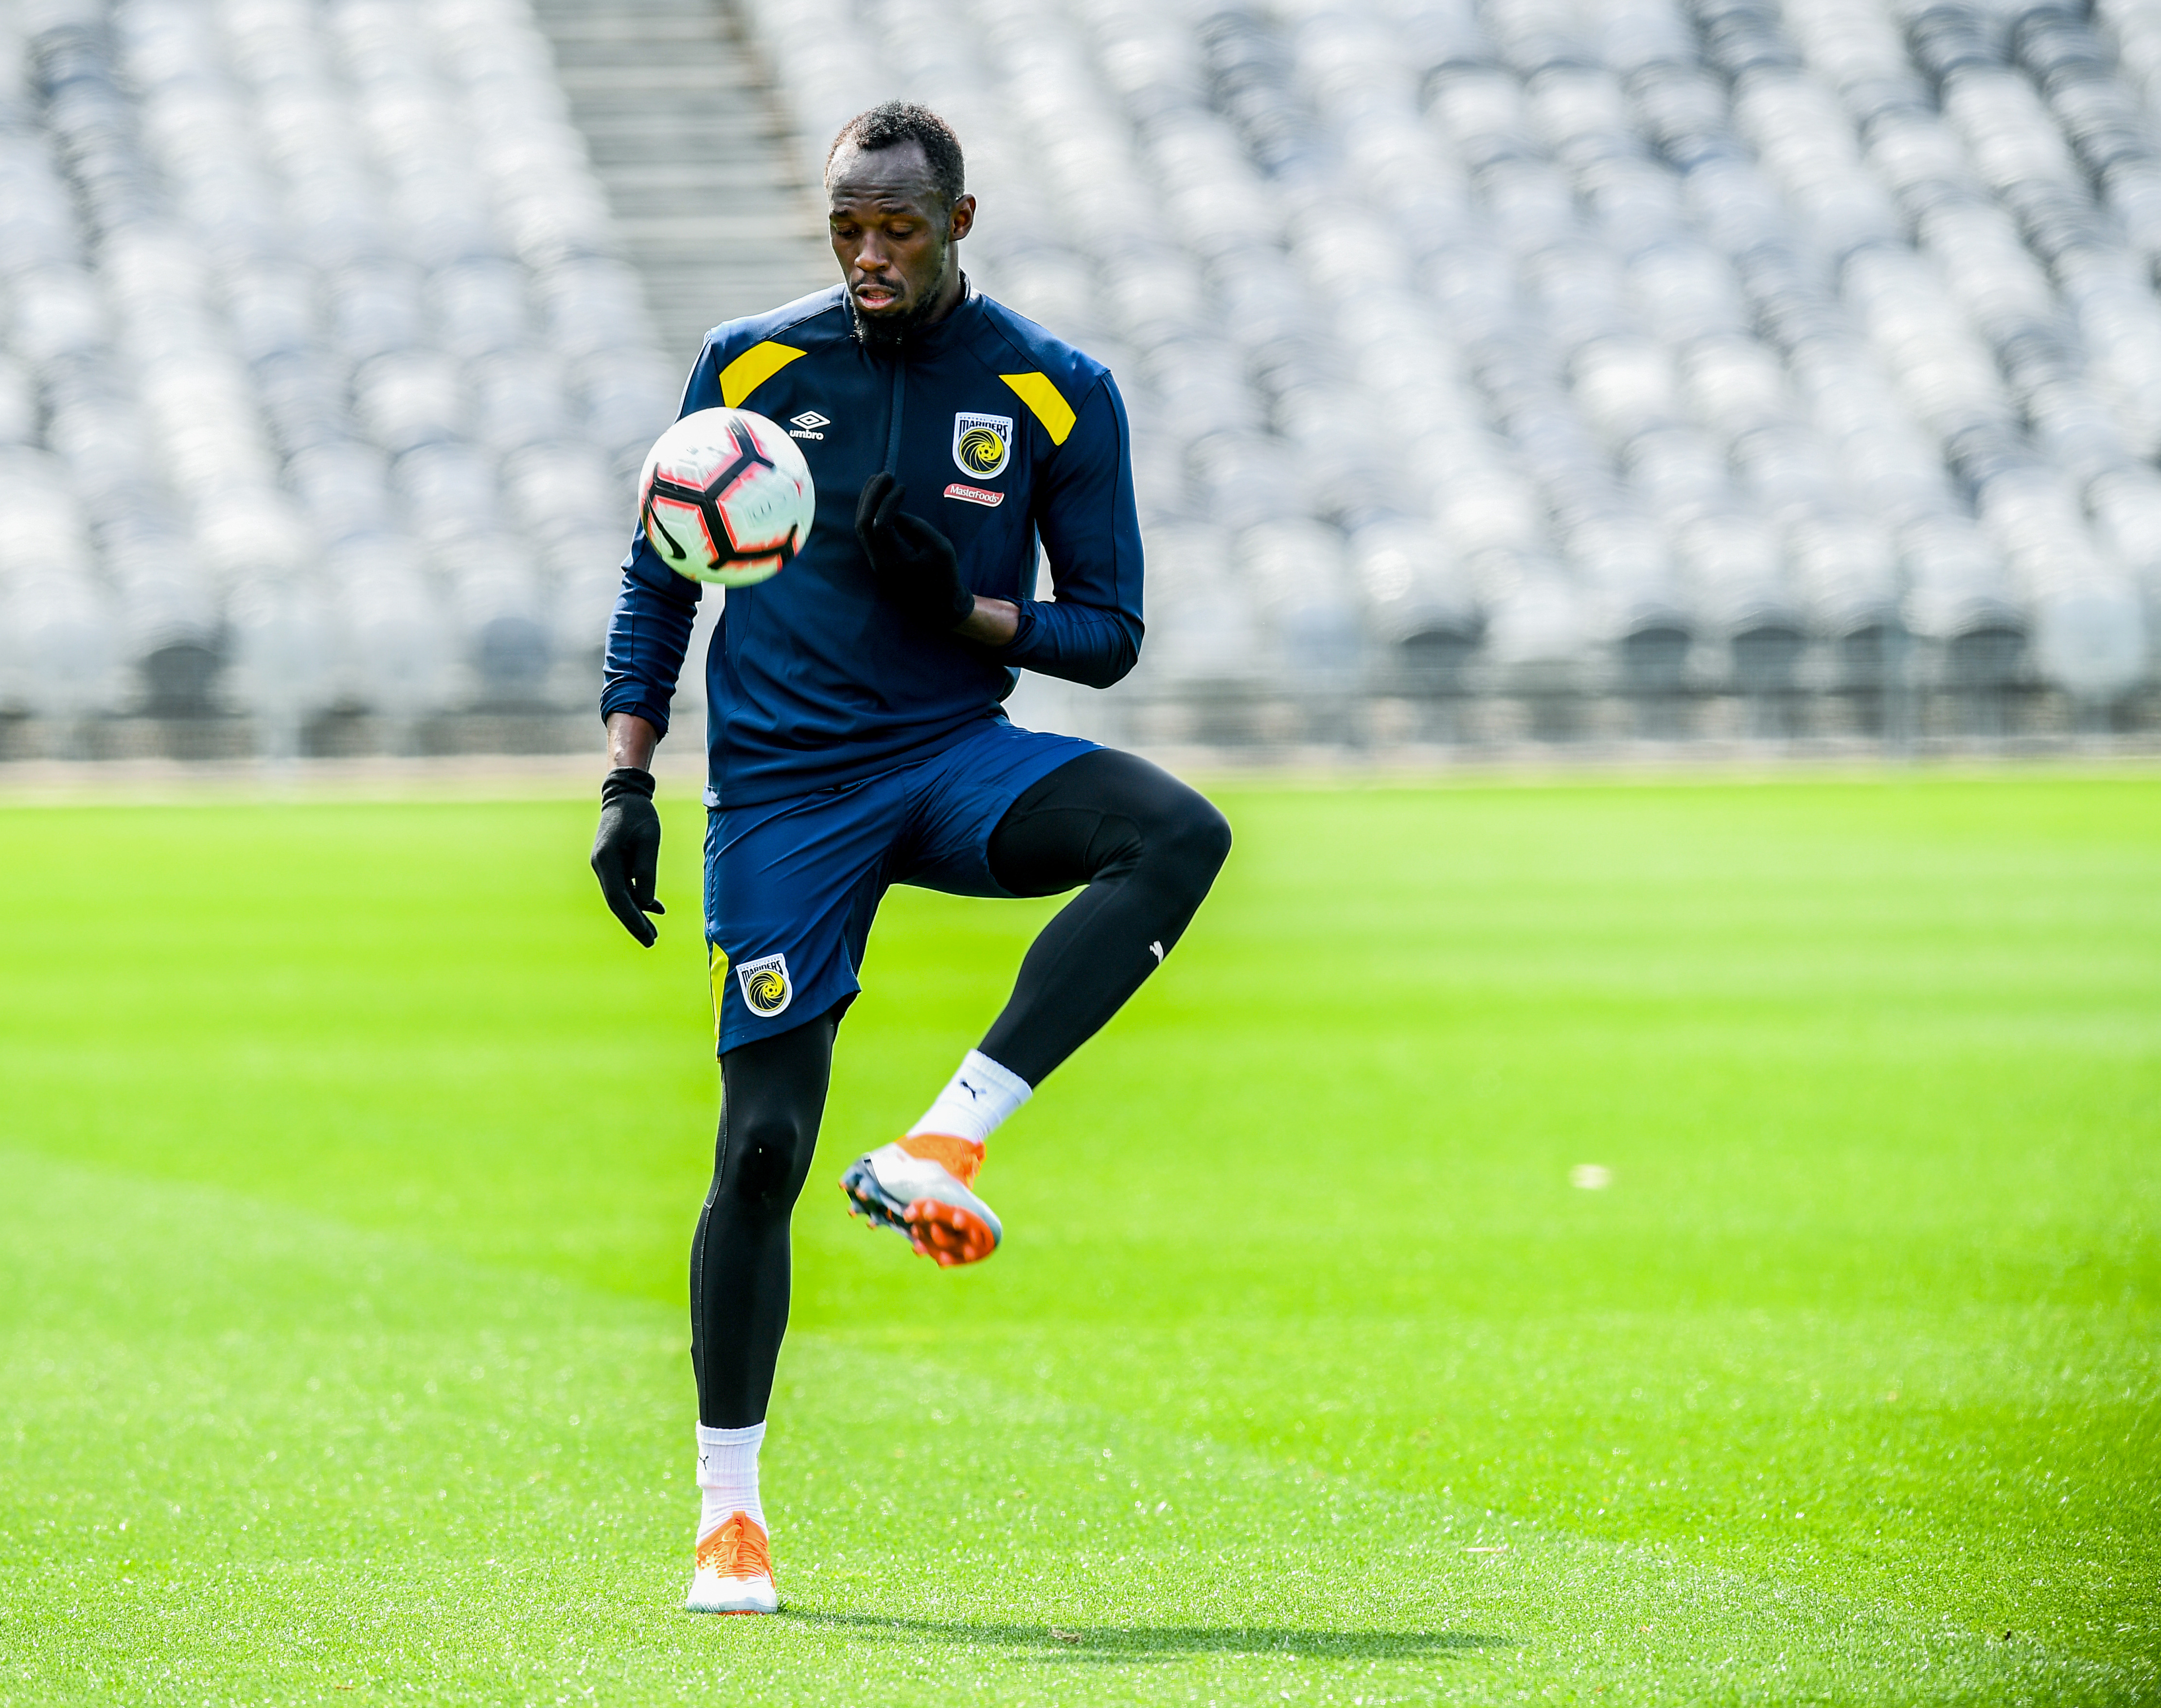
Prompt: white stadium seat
<box><xmin>3</xmin><ymin>0</ymin><xmax>2158</xmax><ymax>744</ymax></box>
<box><xmin>0</xmin><ymin>0</ymin><xmax>662</xmax><ymax>740</ymax></box>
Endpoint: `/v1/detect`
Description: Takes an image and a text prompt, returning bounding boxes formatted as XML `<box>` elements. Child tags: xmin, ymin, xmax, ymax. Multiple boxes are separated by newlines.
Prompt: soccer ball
<box><xmin>638</xmin><ymin>408</ymin><xmax>815</xmax><ymax>587</ymax></box>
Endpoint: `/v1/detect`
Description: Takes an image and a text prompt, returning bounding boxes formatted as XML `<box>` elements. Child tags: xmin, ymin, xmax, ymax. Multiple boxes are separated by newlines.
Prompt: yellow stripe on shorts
<box><xmin>709</xmin><ymin>942</ymin><xmax>730</xmax><ymax>1046</ymax></box>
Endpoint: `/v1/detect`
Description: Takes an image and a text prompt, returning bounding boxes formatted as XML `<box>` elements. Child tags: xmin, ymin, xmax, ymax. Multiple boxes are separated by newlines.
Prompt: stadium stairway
<box><xmin>529</xmin><ymin>0</ymin><xmax>830</xmax><ymax>364</ymax></box>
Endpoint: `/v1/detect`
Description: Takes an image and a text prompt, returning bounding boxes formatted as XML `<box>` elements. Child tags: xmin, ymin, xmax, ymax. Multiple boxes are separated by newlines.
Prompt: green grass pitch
<box><xmin>2</xmin><ymin>770</ymin><xmax>2156</xmax><ymax>1705</ymax></box>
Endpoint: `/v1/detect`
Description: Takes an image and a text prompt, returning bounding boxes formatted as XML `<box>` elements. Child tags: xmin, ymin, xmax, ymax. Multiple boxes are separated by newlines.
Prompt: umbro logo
<box><xmin>787</xmin><ymin>410</ymin><xmax>829</xmax><ymax>441</ymax></box>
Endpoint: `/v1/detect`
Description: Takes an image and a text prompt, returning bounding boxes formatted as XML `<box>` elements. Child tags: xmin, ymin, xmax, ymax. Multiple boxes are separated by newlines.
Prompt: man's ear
<box><xmin>949</xmin><ymin>193</ymin><xmax>977</xmax><ymax>242</ymax></box>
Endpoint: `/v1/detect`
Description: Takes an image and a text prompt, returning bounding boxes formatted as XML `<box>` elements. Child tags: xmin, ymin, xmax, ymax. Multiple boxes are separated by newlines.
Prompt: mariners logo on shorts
<box><xmin>735</xmin><ymin>951</ymin><xmax>793</xmax><ymax>1018</ymax></box>
<box><xmin>951</xmin><ymin>412</ymin><xmax>1012</xmax><ymax>480</ymax></box>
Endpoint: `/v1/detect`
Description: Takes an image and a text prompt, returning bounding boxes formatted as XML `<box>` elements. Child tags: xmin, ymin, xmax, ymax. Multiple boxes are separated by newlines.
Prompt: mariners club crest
<box><xmin>735</xmin><ymin>952</ymin><xmax>793</xmax><ymax>1018</ymax></box>
<box><xmin>951</xmin><ymin>412</ymin><xmax>1013</xmax><ymax>480</ymax></box>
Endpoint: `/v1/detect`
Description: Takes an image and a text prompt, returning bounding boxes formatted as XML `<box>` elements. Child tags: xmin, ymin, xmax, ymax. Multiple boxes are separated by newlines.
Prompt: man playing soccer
<box><xmin>590</xmin><ymin>102</ymin><xmax>1231</xmax><ymax>1616</ymax></box>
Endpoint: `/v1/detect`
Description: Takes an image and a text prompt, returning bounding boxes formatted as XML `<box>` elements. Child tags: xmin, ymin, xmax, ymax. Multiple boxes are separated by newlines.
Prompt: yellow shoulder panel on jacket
<box><xmin>999</xmin><ymin>372</ymin><xmax>1077</xmax><ymax>446</ymax></box>
<box><xmin>718</xmin><ymin>341</ymin><xmax>807</xmax><ymax>409</ymax></box>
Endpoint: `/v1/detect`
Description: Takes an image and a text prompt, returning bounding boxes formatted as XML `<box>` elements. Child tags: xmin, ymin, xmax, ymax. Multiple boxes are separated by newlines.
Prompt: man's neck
<box><xmin>920</xmin><ymin>267</ymin><xmax>967</xmax><ymax>325</ymax></box>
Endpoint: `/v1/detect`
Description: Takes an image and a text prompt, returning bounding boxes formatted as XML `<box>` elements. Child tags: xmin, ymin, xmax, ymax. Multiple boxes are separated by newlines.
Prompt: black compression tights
<box><xmin>977</xmin><ymin>748</ymin><xmax>1234</xmax><ymax>1082</ymax></box>
<box><xmin>690</xmin><ymin>748</ymin><xmax>1231</xmax><ymax>1426</ymax></box>
<box><xmin>689</xmin><ymin>1014</ymin><xmax>836</xmax><ymax>1428</ymax></box>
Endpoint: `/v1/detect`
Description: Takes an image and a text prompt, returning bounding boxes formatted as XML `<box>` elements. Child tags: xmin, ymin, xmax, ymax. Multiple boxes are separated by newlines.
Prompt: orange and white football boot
<box><xmin>686</xmin><ymin>1512</ymin><xmax>778</xmax><ymax>1615</ymax></box>
<box><xmin>839</xmin><ymin>1133</ymin><xmax>1002</xmax><ymax>1266</ymax></box>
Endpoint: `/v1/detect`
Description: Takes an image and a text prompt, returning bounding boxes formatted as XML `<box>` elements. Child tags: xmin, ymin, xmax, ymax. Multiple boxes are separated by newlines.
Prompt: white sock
<box><xmin>908</xmin><ymin>1049</ymin><xmax>1032</xmax><ymax>1148</ymax></box>
<box><xmin>695</xmin><ymin>1421</ymin><xmax>765</xmax><ymax>1541</ymax></box>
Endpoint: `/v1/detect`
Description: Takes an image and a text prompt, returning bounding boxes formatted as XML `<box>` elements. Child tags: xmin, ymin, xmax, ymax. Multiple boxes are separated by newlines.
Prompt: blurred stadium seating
<box><xmin>0</xmin><ymin>0</ymin><xmax>681</xmax><ymax>753</ymax></box>
<box><xmin>3</xmin><ymin>0</ymin><xmax>2160</xmax><ymax>755</ymax></box>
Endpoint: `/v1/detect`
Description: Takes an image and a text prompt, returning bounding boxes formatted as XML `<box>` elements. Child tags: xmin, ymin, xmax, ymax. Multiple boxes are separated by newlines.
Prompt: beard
<box><xmin>849</xmin><ymin>292</ymin><xmax>935</xmax><ymax>350</ymax></box>
<box><xmin>848</xmin><ymin>267</ymin><xmax>964</xmax><ymax>349</ymax></box>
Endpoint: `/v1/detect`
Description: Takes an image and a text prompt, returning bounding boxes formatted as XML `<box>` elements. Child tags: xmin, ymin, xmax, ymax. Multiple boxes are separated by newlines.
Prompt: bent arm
<box><xmin>598</xmin><ymin>335</ymin><xmax>726</xmax><ymax>738</ymax></box>
<box><xmin>957</xmin><ymin>596</ymin><xmax>1019</xmax><ymax>648</ymax></box>
<box><xmin>600</xmin><ymin>540</ymin><xmax>701</xmax><ymax>736</ymax></box>
<box><xmin>989</xmin><ymin>375</ymin><xmax>1145</xmax><ymax>689</ymax></box>
<box><xmin>994</xmin><ymin>597</ymin><xmax>1139</xmax><ymax>688</ymax></box>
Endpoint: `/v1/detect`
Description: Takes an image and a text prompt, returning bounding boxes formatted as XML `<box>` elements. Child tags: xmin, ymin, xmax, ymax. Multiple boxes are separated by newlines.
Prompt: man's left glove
<box><xmin>591</xmin><ymin>766</ymin><xmax>665</xmax><ymax>947</ymax></box>
<box><xmin>855</xmin><ymin>471</ymin><xmax>976</xmax><ymax>631</ymax></box>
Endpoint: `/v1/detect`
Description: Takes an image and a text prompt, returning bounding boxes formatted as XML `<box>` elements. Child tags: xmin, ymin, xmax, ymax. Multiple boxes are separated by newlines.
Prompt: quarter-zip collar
<box><xmin>859</xmin><ymin>277</ymin><xmax>978</xmax><ymax>475</ymax></box>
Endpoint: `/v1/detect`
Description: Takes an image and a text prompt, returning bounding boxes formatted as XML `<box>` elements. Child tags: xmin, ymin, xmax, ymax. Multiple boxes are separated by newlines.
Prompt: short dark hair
<box><xmin>826</xmin><ymin>101</ymin><xmax>966</xmax><ymax>208</ymax></box>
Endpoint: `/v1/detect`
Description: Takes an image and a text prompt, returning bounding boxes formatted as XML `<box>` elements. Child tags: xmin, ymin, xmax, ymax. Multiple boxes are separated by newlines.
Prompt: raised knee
<box><xmin>1197</xmin><ymin>800</ymin><xmax>1234</xmax><ymax>871</ymax></box>
<box><xmin>1160</xmin><ymin>793</ymin><xmax>1232</xmax><ymax>883</ymax></box>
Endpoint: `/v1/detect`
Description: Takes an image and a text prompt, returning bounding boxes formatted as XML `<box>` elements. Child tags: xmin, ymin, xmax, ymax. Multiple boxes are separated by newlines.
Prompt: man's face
<box><xmin>827</xmin><ymin>140</ymin><xmax>974</xmax><ymax>330</ymax></box>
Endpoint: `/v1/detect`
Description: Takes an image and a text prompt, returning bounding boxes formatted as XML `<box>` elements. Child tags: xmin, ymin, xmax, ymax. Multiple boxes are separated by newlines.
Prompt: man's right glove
<box><xmin>855</xmin><ymin>471</ymin><xmax>977</xmax><ymax>631</ymax></box>
<box><xmin>591</xmin><ymin>766</ymin><xmax>665</xmax><ymax>946</ymax></box>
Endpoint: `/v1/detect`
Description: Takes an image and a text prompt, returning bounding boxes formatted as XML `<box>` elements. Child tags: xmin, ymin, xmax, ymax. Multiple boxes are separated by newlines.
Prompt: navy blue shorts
<box><xmin>703</xmin><ymin>718</ymin><xmax>1098</xmax><ymax>1054</ymax></box>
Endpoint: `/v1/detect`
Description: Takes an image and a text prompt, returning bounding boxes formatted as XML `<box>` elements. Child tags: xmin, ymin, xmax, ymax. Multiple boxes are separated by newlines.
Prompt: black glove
<box><xmin>590</xmin><ymin>766</ymin><xmax>665</xmax><ymax>947</ymax></box>
<box><xmin>855</xmin><ymin>471</ymin><xmax>976</xmax><ymax>631</ymax></box>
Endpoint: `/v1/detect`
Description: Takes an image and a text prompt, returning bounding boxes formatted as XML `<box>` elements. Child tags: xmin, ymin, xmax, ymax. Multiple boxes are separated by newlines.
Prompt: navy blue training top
<box><xmin>600</xmin><ymin>282</ymin><xmax>1145</xmax><ymax>807</ymax></box>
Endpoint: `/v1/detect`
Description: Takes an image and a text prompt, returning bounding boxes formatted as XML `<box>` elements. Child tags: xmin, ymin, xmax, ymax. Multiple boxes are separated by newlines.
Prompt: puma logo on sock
<box><xmin>1149</xmin><ymin>941</ymin><xmax>1166</xmax><ymax>964</ymax></box>
<box><xmin>911</xmin><ymin>1049</ymin><xmax>1032</xmax><ymax>1148</ymax></box>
